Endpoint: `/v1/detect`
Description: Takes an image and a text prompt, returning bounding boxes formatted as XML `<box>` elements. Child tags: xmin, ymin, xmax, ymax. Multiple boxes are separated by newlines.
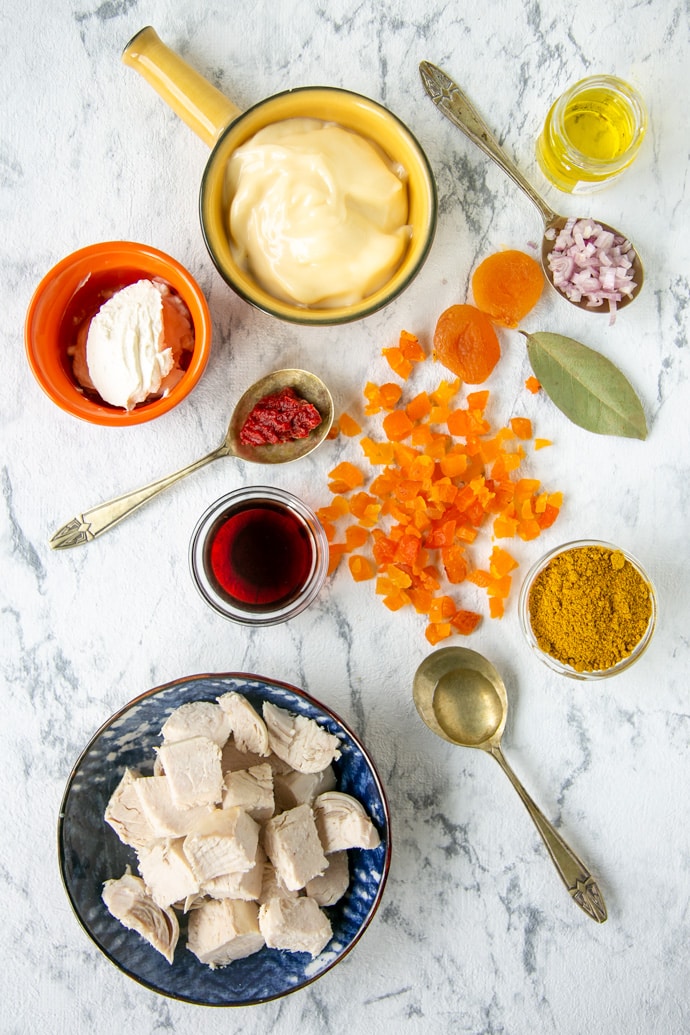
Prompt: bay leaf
<box><xmin>522</xmin><ymin>331</ymin><xmax>648</xmax><ymax>440</ymax></box>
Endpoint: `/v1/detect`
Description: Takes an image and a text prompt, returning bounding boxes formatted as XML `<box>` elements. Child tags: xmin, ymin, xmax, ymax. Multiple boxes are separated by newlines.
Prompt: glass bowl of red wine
<box><xmin>189</xmin><ymin>485</ymin><xmax>329</xmax><ymax>625</ymax></box>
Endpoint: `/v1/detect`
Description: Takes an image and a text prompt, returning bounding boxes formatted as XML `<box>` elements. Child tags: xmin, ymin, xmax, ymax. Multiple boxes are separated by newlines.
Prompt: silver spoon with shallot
<box><xmin>419</xmin><ymin>61</ymin><xmax>643</xmax><ymax>317</ymax></box>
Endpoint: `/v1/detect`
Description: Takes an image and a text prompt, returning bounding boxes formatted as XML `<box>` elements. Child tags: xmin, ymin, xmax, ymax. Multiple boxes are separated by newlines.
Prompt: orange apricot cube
<box><xmin>328</xmin><ymin>461</ymin><xmax>364</xmax><ymax>493</ymax></box>
<box><xmin>348</xmin><ymin>555</ymin><xmax>375</xmax><ymax>582</ymax></box>
<box><xmin>382</xmin><ymin>347</ymin><xmax>412</xmax><ymax>380</ymax></box>
<box><xmin>488</xmin><ymin>546</ymin><xmax>518</xmax><ymax>577</ymax></box>
<box><xmin>383</xmin><ymin>410</ymin><xmax>414</xmax><ymax>442</ymax></box>
<box><xmin>510</xmin><ymin>417</ymin><xmax>533</xmax><ymax>440</ymax></box>
<box><xmin>451</xmin><ymin>609</ymin><xmax>482</xmax><ymax>635</ymax></box>
<box><xmin>399</xmin><ymin>330</ymin><xmax>425</xmax><ymax>361</ymax></box>
<box><xmin>327</xmin><ymin>544</ymin><xmax>347</xmax><ymax>574</ymax></box>
<box><xmin>406</xmin><ymin>392</ymin><xmax>432</xmax><ymax>422</ymax></box>
<box><xmin>338</xmin><ymin>412</ymin><xmax>362</xmax><ymax>436</ymax></box>
<box><xmin>425</xmin><ymin>622</ymin><xmax>452</xmax><ymax>645</ymax></box>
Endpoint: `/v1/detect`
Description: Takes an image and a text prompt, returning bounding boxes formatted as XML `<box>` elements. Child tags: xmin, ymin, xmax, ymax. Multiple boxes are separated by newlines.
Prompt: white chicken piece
<box><xmin>262</xmin><ymin>702</ymin><xmax>341</xmax><ymax>774</ymax></box>
<box><xmin>137</xmin><ymin>839</ymin><xmax>199</xmax><ymax>909</ymax></box>
<box><xmin>183</xmin><ymin>806</ymin><xmax>260</xmax><ymax>883</ymax></box>
<box><xmin>104</xmin><ymin>769</ymin><xmax>158</xmax><ymax>851</ymax></box>
<box><xmin>133</xmin><ymin>776</ymin><xmax>214</xmax><ymax>838</ymax></box>
<box><xmin>305</xmin><ymin>850</ymin><xmax>350</xmax><ymax>907</ymax></box>
<box><xmin>257</xmin><ymin>861</ymin><xmax>300</xmax><ymax>905</ymax></box>
<box><xmin>161</xmin><ymin>700</ymin><xmax>232</xmax><ymax>749</ymax></box>
<box><xmin>220</xmin><ymin>738</ymin><xmax>271</xmax><ymax>775</ymax></box>
<box><xmin>222</xmin><ymin>763</ymin><xmax>274</xmax><ymax>822</ymax></box>
<box><xmin>313</xmin><ymin>791</ymin><xmax>381</xmax><ymax>853</ymax></box>
<box><xmin>263</xmin><ymin>803</ymin><xmax>328</xmax><ymax>891</ymax></box>
<box><xmin>217</xmin><ymin>692</ymin><xmax>270</xmax><ymax>756</ymax></box>
<box><xmin>102</xmin><ymin>870</ymin><xmax>179</xmax><ymax>964</ymax></box>
<box><xmin>258</xmin><ymin>896</ymin><xmax>332</xmax><ymax>958</ymax></box>
<box><xmin>202</xmin><ymin>846</ymin><xmax>265</xmax><ymax>902</ymax></box>
<box><xmin>156</xmin><ymin>736</ymin><xmax>223</xmax><ymax>810</ymax></box>
<box><xmin>187</xmin><ymin>898</ymin><xmax>265</xmax><ymax>968</ymax></box>
<box><xmin>273</xmin><ymin>764</ymin><xmax>337</xmax><ymax>811</ymax></box>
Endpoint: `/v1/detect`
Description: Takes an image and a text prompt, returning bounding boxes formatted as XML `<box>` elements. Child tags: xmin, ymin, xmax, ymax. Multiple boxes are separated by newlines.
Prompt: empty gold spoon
<box><xmin>413</xmin><ymin>646</ymin><xmax>607</xmax><ymax>922</ymax></box>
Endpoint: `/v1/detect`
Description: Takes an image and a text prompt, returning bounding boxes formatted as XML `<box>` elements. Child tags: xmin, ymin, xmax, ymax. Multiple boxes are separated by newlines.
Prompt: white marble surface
<box><xmin>2</xmin><ymin>1</ymin><xmax>689</xmax><ymax>1032</ymax></box>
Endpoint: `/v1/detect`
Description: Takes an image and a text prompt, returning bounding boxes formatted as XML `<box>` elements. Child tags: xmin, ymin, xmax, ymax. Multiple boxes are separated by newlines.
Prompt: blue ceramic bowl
<box><xmin>58</xmin><ymin>673</ymin><xmax>391</xmax><ymax>1006</ymax></box>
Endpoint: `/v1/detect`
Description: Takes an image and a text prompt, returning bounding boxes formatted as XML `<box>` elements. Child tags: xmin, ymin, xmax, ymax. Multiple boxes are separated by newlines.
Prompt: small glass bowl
<box><xmin>189</xmin><ymin>485</ymin><xmax>329</xmax><ymax>626</ymax></box>
<box><xmin>518</xmin><ymin>539</ymin><xmax>657</xmax><ymax>680</ymax></box>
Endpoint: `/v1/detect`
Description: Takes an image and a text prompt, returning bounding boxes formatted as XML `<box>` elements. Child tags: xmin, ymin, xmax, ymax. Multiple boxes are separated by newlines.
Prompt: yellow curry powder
<box><xmin>528</xmin><ymin>545</ymin><xmax>652</xmax><ymax>672</ymax></box>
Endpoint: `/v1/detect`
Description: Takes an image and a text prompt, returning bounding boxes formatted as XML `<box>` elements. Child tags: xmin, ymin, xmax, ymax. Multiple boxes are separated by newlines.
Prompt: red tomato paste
<box><xmin>239</xmin><ymin>387</ymin><xmax>322</xmax><ymax>446</ymax></box>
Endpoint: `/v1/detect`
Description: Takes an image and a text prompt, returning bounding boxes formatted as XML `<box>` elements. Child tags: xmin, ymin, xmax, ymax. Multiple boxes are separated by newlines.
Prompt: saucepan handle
<box><xmin>122</xmin><ymin>26</ymin><xmax>242</xmax><ymax>148</ymax></box>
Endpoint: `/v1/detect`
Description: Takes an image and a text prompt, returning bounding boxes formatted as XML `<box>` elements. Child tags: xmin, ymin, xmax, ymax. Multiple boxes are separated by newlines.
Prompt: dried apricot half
<box><xmin>471</xmin><ymin>250</ymin><xmax>544</xmax><ymax>328</ymax></box>
<box><xmin>433</xmin><ymin>304</ymin><xmax>501</xmax><ymax>384</ymax></box>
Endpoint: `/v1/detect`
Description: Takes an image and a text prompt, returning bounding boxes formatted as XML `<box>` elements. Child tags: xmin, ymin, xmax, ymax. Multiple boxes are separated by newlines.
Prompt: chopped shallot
<box><xmin>545</xmin><ymin>218</ymin><xmax>638</xmax><ymax>324</ymax></box>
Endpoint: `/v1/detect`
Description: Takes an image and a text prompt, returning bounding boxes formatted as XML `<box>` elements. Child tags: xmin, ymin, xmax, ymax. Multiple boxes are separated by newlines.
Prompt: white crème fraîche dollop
<box><xmin>227</xmin><ymin>118</ymin><xmax>410</xmax><ymax>307</ymax></box>
<box><xmin>86</xmin><ymin>279</ymin><xmax>174</xmax><ymax>410</ymax></box>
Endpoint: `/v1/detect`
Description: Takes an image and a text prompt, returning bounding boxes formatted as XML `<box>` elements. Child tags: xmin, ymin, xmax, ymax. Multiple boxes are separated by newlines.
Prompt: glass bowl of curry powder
<box><xmin>518</xmin><ymin>540</ymin><xmax>657</xmax><ymax>679</ymax></box>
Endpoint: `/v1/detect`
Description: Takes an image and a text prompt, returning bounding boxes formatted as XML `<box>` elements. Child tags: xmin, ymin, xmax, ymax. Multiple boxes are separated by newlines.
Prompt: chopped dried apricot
<box><xmin>318</xmin><ymin>319</ymin><xmax>563</xmax><ymax>642</ymax></box>
<box><xmin>383</xmin><ymin>410</ymin><xmax>415</xmax><ymax>442</ymax></box>
<box><xmin>348</xmin><ymin>555</ymin><xmax>375</xmax><ymax>582</ymax></box>
<box><xmin>525</xmin><ymin>376</ymin><xmax>541</xmax><ymax>394</ymax></box>
<box><xmin>510</xmin><ymin>417</ymin><xmax>532</xmax><ymax>440</ymax></box>
<box><xmin>328</xmin><ymin>461</ymin><xmax>364</xmax><ymax>493</ymax></box>
<box><xmin>338</xmin><ymin>412</ymin><xmax>362</xmax><ymax>437</ymax></box>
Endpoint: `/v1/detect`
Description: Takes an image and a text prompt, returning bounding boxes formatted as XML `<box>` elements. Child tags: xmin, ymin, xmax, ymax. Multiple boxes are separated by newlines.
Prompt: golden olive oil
<box><xmin>563</xmin><ymin>88</ymin><xmax>636</xmax><ymax>161</ymax></box>
<box><xmin>536</xmin><ymin>76</ymin><xmax>647</xmax><ymax>193</ymax></box>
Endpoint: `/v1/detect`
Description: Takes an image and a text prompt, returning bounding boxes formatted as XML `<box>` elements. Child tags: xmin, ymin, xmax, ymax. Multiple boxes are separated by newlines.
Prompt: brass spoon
<box><xmin>419</xmin><ymin>61</ymin><xmax>643</xmax><ymax>312</ymax></box>
<box><xmin>413</xmin><ymin>646</ymin><xmax>607</xmax><ymax>923</ymax></box>
<box><xmin>49</xmin><ymin>369</ymin><xmax>333</xmax><ymax>548</ymax></box>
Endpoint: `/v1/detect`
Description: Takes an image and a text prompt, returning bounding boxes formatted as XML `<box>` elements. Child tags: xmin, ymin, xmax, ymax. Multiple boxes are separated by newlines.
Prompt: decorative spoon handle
<box><xmin>489</xmin><ymin>744</ymin><xmax>607</xmax><ymax>923</ymax></box>
<box><xmin>419</xmin><ymin>61</ymin><xmax>556</xmax><ymax>225</ymax></box>
<box><xmin>49</xmin><ymin>445</ymin><xmax>228</xmax><ymax>549</ymax></box>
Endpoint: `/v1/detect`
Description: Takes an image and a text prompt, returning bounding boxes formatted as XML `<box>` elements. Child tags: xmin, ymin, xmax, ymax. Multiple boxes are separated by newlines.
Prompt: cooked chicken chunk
<box><xmin>183</xmin><ymin>806</ymin><xmax>260</xmax><ymax>883</ymax></box>
<box><xmin>220</xmin><ymin>738</ymin><xmax>270</xmax><ymax>774</ymax></box>
<box><xmin>202</xmin><ymin>846</ymin><xmax>265</xmax><ymax>902</ymax></box>
<box><xmin>273</xmin><ymin>764</ymin><xmax>337</xmax><ymax>811</ymax></box>
<box><xmin>258</xmin><ymin>896</ymin><xmax>332</xmax><ymax>958</ymax></box>
<box><xmin>104</xmin><ymin>768</ymin><xmax>158</xmax><ymax>851</ymax></box>
<box><xmin>217</xmin><ymin>692</ymin><xmax>270</xmax><ymax>756</ymax></box>
<box><xmin>222</xmin><ymin>763</ymin><xmax>274</xmax><ymax>822</ymax></box>
<box><xmin>133</xmin><ymin>776</ymin><xmax>214</xmax><ymax>838</ymax></box>
<box><xmin>161</xmin><ymin>701</ymin><xmax>232</xmax><ymax>748</ymax></box>
<box><xmin>305</xmin><ymin>850</ymin><xmax>350</xmax><ymax>907</ymax></box>
<box><xmin>156</xmin><ymin>736</ymin><xmax>223</xmax><ymax>810</ymax></box>
<box><xmin>262</xmin><ymin>702</ymin><xmax>341</xmax><ymax>773</ymax></box>
<box><xmin>102</xmin><ymin>870</ymin><xmax>179</xmax><ymax>964</ymax></box>
<box><xmin>263</xmin><ymin>803</ymin><xmax>328</xmax><ymax>891</ymax></box>
<box><xmin>257</xmin><ymin>861</ymin><xmax>300</xmax><ymax>905</ymax></box>
<box><xmin>313</xmin><ymin>791</ymin><xmax>381</xmax><ymax>852</ymax></box>
<box><xmin>187</xmin><ymin>899</ymin><xmax>264</xmax><ymax>968</ymax></box>
<box><xmin>137</xmin><ymin>839</ymin><xmax>199</xmax><ymax>909</ymax></box>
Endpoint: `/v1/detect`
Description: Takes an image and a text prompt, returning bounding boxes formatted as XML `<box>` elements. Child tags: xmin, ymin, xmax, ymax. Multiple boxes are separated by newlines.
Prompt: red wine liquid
<box><xmin>207</xmin><ymin>501</ymin><xmax>314</xmax><ymax>610</ymax></box>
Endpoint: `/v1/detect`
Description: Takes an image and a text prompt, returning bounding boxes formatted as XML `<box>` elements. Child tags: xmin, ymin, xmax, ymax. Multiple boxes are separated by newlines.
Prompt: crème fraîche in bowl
<box><xmin>25</xmin><ymin>241</ymin><xmax>212</xmax><ymax>427</ymax></box>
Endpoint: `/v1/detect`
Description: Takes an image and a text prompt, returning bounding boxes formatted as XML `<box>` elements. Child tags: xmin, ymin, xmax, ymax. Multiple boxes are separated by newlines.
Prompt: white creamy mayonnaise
<box><xmin>226</xmin><ymin>118</ymin><xmax>410</xmax><ymax>307</ymax></box>
<box><xmin>86</xmin><ymin>279</ymin><xmax>174</xmax><ymax>410</ymax></box>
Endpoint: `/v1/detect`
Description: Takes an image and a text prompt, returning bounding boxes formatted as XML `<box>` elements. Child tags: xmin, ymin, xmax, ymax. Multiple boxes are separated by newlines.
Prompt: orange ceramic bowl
<box><xmin>25</xmin><ymin>241</ymin><xmax>212</xmax><ymax>426</ymax></box>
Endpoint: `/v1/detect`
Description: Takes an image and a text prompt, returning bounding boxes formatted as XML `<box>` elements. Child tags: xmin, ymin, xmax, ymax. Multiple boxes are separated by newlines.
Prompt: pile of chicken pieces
<box><xmin>102</xmin><ymin>691</ymin><xmax>381</xmax><ymax>968</ymax></box>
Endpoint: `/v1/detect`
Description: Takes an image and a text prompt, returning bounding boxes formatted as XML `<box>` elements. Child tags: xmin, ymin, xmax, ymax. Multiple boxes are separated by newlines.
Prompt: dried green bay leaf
<box><xmin>522</xmin><ymin>331</ymin><xmax>647</xmax><ymax>440</ymax></box>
